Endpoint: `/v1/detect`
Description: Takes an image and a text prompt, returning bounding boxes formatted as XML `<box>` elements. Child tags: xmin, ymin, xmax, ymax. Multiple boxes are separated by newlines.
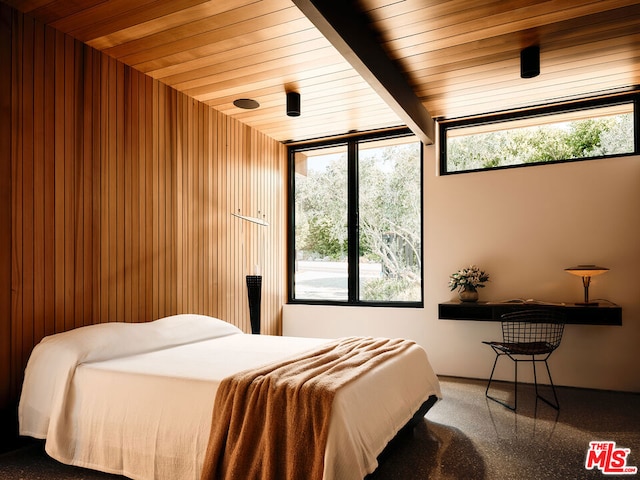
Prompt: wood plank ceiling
<box><xmin>5</xmin><ymin>0</ymin><xmax>640</xmax><ymax>144</ymax></box>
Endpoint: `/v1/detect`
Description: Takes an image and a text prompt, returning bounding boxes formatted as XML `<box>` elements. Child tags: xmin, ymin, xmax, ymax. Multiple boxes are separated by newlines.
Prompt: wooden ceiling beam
<box><xmin>291</xmin><ymin>0</ymin><xmax>435</xmax><ymax>144</ymax></box>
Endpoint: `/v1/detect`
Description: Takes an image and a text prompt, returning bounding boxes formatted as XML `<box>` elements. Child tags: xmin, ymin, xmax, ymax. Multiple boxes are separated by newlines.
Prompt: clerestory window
<box><xmin>440</xmin><ymin>94</ymin><xmax>638</xmax><ymax>175</ymax></box>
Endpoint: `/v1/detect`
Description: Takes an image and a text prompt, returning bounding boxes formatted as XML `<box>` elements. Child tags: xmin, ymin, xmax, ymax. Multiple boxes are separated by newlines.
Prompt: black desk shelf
<box><xmin>438</xmin><ymin>301</ymin><xmax>622</xmax><ymax>326</ymax></box>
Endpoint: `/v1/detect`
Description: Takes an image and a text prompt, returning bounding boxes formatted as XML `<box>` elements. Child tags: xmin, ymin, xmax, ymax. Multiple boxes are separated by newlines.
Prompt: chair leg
<box><xmin>532</xmin><ymin>356</ymin><xmax>539</xmax><ymax>399</ymax></box>
<box><xmin>514</xmin><ymin>359</ymin><xmax>518</xmax><ymax>411</ymax></box>
<box><xmin>485</xmin><ymin>353</ymin><xmax>516</xmax><ymax>411</ymax></box>
<box><xmin>485</xmin><ymin>354</ymin><xmax>499</xmax><ymax>396</ymax></box>
<box><xmin>536</xmin><ymin>359</ymin><xmax>560</xmax><ymax>410</ymax></box>
<box><xmin>486</xmin><ymin>354</ymin><xmax>560</xmax><ymax>411</ymax></box>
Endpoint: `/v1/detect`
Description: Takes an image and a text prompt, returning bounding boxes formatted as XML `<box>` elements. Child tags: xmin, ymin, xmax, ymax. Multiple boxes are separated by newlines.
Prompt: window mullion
<box><xmin>634</xmin><ymin>97</ymin><xmax>640</xmax><ymax>153</ymax></box>
<box><xmin>347</xmin><ymin>140</ymin><xmax>359</xmax><ymax>303</ymax></box>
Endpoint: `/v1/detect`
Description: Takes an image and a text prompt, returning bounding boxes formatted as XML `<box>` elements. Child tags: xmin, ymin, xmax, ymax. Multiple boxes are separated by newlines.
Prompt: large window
<box><xmin>440</xmin><ymin>94</ymin><xmax>639</xmax><ymax>174</ymax></box>
<box><xmin>288</xmin><ymin>130</ymin><xmax>423</xmax><ymax>306</ymax></box>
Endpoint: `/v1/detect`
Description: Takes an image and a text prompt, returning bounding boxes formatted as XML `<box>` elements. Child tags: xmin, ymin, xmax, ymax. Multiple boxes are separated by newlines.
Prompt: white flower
<box><xmin>449</xmin><ymin>265</ymin><xmax>489</xmax><ymax>292</ymax></box>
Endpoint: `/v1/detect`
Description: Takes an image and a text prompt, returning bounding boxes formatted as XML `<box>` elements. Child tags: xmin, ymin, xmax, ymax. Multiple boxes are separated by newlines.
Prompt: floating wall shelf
<box><xmin>438</xmin><ymin>301</ymin><xmax>622</xmax><ymax>326</ymax></box>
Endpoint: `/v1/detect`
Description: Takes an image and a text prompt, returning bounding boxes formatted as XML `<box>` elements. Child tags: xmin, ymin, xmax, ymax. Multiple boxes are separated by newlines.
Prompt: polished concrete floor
<box><xmin>1</xmin><ymin>376</ymin><xmax>639</xmax><ymax>479</ymax></box>
<box><xmin>370</xmin><ymin>376</ymin><xmax>640</xmax><ymax>479</ymax></box>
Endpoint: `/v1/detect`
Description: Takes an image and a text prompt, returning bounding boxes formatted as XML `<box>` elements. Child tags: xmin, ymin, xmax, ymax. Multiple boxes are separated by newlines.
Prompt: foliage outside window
<box><xmin>289</xmin><ymin>131</ymin><xmax>423</xmax><ymax>306</ymax></box>
<box><xmin>440</xmin><ymin>97</ymin><xmax>638</xmax><ymax>174</ymax></box>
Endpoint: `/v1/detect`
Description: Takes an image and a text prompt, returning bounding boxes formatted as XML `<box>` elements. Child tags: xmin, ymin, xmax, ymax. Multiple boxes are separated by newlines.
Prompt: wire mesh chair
<box><xmin>483</xmin><ymin>309</ymin><xmax>565</xmax><ymax>410</ymax></box>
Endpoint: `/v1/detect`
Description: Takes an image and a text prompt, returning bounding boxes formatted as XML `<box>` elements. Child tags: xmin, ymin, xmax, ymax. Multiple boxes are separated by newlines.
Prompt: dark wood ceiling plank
<box><xmin>1</xmin><ymin>0</ymin><xmax>53</xmax><ymax>12</ymax></box>
<box><xmin>6</xmin><ymin>0</ymin><xmax>105</xmax><ymax>24</ymax></box>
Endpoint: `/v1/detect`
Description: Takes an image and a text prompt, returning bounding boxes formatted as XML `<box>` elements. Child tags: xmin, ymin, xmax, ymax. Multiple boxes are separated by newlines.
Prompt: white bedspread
<box><xmin>18</xmin><ymin>314</ymin><xmax>441</xmax><ymax>480</ymax></box>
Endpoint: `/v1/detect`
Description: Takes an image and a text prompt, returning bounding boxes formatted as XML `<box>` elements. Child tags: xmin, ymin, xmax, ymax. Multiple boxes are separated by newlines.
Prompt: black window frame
<box><xmin>439</xmin><ymin>93</ymin><xmax>640</xmax><ymax>175</ymax></box>
<box><xmin>287</xmin><ymin>128</ymin><xmax>424</xmax><ymax>308</ymax></box>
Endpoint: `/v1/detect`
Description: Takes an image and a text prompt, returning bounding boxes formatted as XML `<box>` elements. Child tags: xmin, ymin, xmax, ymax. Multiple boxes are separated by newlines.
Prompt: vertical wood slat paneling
<box><xmin>43</xmin><ymin>25</ymin><xmax>56</xmax><ymax>336</ymax></box>
<box><xmin>63</xmin><ymin>33</ymin><xmax>74</xmax><ymax>332</ymax></box>
<box><xmin>0</xmin><ymin>3</ymin><xmax>13</xmax><ymax>406</ymax></box>
<box><xmin>53</xmin><ymin>27</ymin><xmax>64</xmax><ymax>334</ymax></box>
<box><xmin>115</xmin><ymin>60</ymin><xmax>125</xmax><ymax>325</ymax></box>
<box><xmin>3</xmin><ymin>7</ymin><xmax>287</xmax><ymax>407</ymax></box>
<box><xmin>11</xmin><ymin>10</ymin><xmax>24</xmax><ymax>400</ymax></box>
<box><xmin>32</xmin><ymin>18</ymin><xmax>44</xmax><ymax>344</ymax></box>
<box><xmin>124</xmin><ymin>63</ymin><xmax>133</xmax><ymax>322</ymax></box>
<box><xmin>21</xmin><ymin>15</ymin><xmax>35</xmax><ymax>374</ymax></box>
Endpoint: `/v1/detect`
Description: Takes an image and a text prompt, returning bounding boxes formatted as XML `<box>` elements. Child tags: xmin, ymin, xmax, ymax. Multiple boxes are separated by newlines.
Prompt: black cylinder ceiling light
<box><xmin>520</xmin><ymin>45</ymin><xmax>540</xmax><ymax>79</ymax></box>
<box><xmin>286</xmin><ymin>91</ymin><xmax>301</xmax><ymax>117</ymax></box>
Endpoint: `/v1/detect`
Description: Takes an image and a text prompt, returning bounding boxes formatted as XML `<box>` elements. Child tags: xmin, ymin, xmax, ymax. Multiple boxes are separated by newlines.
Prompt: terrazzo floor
<box><xmin>1</xmin><ymin>376</ymin><xmax>639</xmax><ymax>480</ymax></box>
<box><xmin>369</xmin><ymin>376</ymin><xmax>640</xmax><ymax>479</ymax></box>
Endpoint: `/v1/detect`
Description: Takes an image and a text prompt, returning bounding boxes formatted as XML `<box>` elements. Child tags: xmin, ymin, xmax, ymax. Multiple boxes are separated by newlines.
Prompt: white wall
<box><xmin>284</xmin><ymin>145</ymin><xmax>640</xmax><ymax>392</ymax></box>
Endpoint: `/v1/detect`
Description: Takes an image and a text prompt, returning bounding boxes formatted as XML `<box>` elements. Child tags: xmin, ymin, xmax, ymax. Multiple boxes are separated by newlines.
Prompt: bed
<box><xmin>18</xmin><ymin>314</ymin><xmax>441</xmax><ymax>480</ymax></box>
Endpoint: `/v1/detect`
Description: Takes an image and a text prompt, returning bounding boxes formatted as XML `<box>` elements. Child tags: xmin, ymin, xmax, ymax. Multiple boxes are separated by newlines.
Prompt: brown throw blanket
<box><xmin>200</xmin><ymin>336</ymin><xmax>415</xmax><ymax>480</ymax></box>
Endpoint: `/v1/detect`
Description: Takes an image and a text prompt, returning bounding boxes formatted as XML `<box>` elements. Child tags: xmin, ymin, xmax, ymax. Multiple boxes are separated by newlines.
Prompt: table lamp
<box><xmin>564</xmin><ymin>265</ymin><xmax>609</xmax><ymax>306</ymax></box>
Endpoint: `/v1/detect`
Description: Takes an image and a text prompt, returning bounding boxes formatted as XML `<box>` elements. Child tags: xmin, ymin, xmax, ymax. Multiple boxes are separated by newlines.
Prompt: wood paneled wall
<box><xmin>1</xmin><ymin>3</ymin><xmax>13</xmax><ymax>411</ymax></box>
<box><xmin>0</xmin><ymin>6</ymin><xmax>287</xmax><ymax>407</ymax></box>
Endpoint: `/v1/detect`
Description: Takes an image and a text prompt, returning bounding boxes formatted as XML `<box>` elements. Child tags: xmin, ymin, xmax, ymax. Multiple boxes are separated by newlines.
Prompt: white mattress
<box><xmin>19</xmin><ymin>314</ymin><xmax>441</xmax><ymax>480</ymax></box>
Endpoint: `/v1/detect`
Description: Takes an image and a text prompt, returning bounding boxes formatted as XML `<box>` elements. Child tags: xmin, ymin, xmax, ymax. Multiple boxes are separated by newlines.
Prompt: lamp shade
<box><xmin>564</xmin><ymin>265</ymin><xmax>609</xmax><ymax>277</ymax></box>
<box><xmin>565</xmin><ymin>265</ymin><xmax>609</xmax><ymax>305</ymax></box>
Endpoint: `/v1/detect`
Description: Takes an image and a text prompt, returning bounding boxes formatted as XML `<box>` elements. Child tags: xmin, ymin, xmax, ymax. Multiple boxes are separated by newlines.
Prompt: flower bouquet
<box><xmin>449</xmin><ymin>265</ymin><xmax>489</xmax><ymax>302</ymax></box>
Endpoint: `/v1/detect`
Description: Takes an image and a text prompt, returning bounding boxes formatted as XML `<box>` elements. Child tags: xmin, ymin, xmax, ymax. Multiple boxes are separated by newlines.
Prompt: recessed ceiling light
<box><xmin>233</xmin><ymin>98</ymin><xmax>260</xmax><ymax>109</ymax></box>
